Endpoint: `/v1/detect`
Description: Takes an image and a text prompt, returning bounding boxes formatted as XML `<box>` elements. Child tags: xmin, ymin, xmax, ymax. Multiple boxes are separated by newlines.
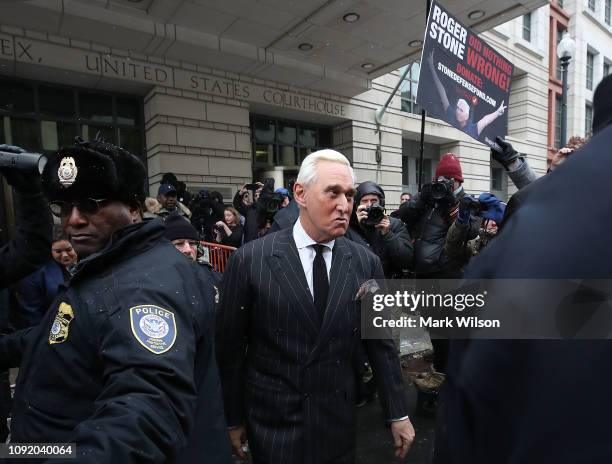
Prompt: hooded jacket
<box><xmin>346</xmin><ymin>181</ymin><xmax>413</xmax><ymax>277</ymax></box>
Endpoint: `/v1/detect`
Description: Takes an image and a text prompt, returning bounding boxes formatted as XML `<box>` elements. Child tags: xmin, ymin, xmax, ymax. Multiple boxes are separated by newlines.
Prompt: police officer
<box><xmin>163</xmin><ymin>213</ymin><xmax>222</xmax><ymax>290</ymax></box>
<box><xmin>6</xmin><ymin>138</ymin><xmax>223</xmax><ymax>463</ymax></box>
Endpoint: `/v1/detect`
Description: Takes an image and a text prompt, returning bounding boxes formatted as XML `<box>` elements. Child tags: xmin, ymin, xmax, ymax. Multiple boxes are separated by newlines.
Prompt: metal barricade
<box><xmin>199</xmin><ymin>241</ymin><xmax>237</xmax><ymax>273</ymax></box>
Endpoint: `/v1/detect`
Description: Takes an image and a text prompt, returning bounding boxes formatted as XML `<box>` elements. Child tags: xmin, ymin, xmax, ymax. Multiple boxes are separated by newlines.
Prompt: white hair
<box><xmin>457</xmin><ymin>98</ymin><xmax>470</xmax><ymax>116</ymax></box>
<box><xmin>297</xmin><ymin>149</ymin><xmax>355</xmax><ymax>186</ymax></box>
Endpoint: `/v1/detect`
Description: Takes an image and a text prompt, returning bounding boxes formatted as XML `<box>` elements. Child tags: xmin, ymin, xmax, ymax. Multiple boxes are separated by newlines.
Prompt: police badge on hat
<box><xmin>129</xmin><ymin>305</ymin><xmax>177</xmax><ymax>355</ymax></box>
<box><xmin>58</xmin><ymin>156</ymin><xmax>78</xmax><ymax>187</ymax></box>
<box><xmin>49</xmin><ymin>302</ymin><xmax>75</xmax><ymax>344</ymax></box>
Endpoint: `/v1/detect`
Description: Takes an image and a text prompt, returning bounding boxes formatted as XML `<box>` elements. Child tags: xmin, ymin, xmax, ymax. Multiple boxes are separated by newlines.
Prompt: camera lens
<box><xmin>431</xmin><ymin>183</ymin><xmax>446</xmax><ymax>200</ymax></box>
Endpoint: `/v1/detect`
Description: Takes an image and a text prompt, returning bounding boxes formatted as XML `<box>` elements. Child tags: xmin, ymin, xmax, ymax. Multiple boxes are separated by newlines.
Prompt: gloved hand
<box><xmin>490</xmin><ymin>136</ymin><xmax>520</xmax><ymax>169</ymax></box>
<box><xmin>456</xmin><ymin>196</ymin><xmax>479</xmax><ymax>225</ymax></box>
<box><xmin>0</xmin><ymin>144</ymin><xmax>42</xmax><ymax>194</ymax></box>
<box><xmin>416</xmin><ymin>183</ymin><xmax>433</xmax><ymax>209</ymax></box>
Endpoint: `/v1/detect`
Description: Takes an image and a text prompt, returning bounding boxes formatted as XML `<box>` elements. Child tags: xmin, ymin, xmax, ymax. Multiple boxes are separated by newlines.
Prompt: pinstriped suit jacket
<box><xmin>217</xmin><ymin>226</ymin><xmax>409</xmax><ymax>464</ymax></box>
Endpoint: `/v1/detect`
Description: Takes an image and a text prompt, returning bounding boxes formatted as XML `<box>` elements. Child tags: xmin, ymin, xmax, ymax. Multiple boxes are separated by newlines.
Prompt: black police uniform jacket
<box><xmin>8</xmin><ymin>219</ymin><xmax>231</xmax><ymax>463</ymax></box>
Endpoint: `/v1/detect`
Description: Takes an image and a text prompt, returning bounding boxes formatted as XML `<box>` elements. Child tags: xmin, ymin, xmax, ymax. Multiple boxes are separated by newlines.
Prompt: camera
<box><xmin>362</xmin><ymin>204</ymin><xmax>385</xmax><ymax>227</ymax></box>
<box><xmin>459</xmin><ymin>195</ymin><xmax>482</xmax><ymax>215</ymax></box>
<box><xmin>0</xmin><ymin>149</ymin><xmax>47</xmax><ymax>174</ymax></box>
<box><xmin>430</xmin><ymin>178</ymin><xmax>455</xmax><ymax>201</ymax></box>
<box><xmin>258</xmin><ymin>191</ymin><xmax>284</xmax><ymax>222</ymax></box>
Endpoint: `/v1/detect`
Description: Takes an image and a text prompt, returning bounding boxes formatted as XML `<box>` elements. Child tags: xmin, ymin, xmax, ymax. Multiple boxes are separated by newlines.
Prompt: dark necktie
<box><xmin>312</xmin><ymin>244</ymin><xmax>329</xmax><ymax>325</ymax></box>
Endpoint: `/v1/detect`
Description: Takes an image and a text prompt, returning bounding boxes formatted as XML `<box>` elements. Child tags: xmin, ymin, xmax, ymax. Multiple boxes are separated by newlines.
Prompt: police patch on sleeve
<box><xmin>129</xmin><ymin>305</ymin><xmax>177</xmax><ymax>355</ymax></box>
<box><xmin>49</xmin><ymin>302</ymin><xmax>75</xmax><ymax>345</ymax></box>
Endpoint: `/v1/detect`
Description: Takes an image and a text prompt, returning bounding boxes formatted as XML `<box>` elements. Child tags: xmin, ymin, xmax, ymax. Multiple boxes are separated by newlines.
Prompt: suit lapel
<box><xmin>307</xmin><ymin>237</ymin><xmax>353</xmax><ymax>364</ymax></box>
<box><xmin>267</xmin><ymin>228</ymin><xmax>320</xmax><ymax>339</ymax></box>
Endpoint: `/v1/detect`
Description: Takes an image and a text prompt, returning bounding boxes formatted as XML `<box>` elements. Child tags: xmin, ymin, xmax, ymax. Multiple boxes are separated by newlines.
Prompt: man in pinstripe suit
<box><xmin>217</xmin><ymin>150</ymin><xmax>415</xmax><ymax>463</ymax></box>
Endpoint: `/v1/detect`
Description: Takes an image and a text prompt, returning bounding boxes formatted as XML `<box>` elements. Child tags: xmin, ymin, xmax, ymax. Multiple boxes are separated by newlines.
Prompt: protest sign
<box><xmin>416</xmin><ymin>0</ymin><xmax>514</xmax><ymax>149</ymax></box>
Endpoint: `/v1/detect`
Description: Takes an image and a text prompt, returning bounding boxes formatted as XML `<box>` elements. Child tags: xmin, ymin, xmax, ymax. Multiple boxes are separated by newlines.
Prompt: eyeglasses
<box><xmin>48</xmin><ymin>198</ymin><xmax>110</xmax><ymax>218</ymax></box>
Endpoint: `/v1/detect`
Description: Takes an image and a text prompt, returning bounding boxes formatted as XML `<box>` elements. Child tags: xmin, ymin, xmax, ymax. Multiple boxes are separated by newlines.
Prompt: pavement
<box><xmin>355</xmin><ymin>354</ymin><xmax>437</xmax><ymax>464</ymax></box>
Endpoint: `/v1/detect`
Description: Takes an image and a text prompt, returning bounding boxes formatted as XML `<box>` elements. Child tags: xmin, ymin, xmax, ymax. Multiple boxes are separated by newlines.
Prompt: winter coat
<box><xmin>399</xmin><ymin>192</ymin><xmax>479</xmax><ymax>277</ymax></box>
<box><xmin>445</xmin><ymin>123</ymin><xmax>612</xmax><ymax>464</ymax></box>
<box><xmin>347</xmin><ymin>181</ymin><xmax>413</xmax><ymax>277</ymax></box>
<box><xmin>5</xmin><ymin>219</ymin><xmax>231</xmax><ymax>463</ymax></box>
<box><xmin>144</xmin><ymin>196</ymin><xmax>191</xmax><ymax>219</ymax></box>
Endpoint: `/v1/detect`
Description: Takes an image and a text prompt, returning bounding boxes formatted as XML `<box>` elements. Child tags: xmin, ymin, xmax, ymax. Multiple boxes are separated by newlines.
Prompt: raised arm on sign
<box><xmin>476</xmin><ymin>100</ymin><xmax>507</xmax><ymax>136</ymax></box>
<box><xmin>428</xmin><ymin>50</ymin><xmax>450</xmax><ymax>113</ymax></box>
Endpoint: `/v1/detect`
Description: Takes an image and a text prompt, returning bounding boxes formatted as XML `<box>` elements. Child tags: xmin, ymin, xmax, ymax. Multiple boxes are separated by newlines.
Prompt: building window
<box><xmin>605</xmin><ymin>61</ymin><xmax>611</xmax><ymax>76</ymax></box>
<box><xmin>522</xmin><ymin>13</ymin><xmax>532</xmax><ymax>42</ymax></box>
<box><xmin>606</xmin><ymin>0</ymin><xmax>611</xmax><ymax>24</ymax></box>
<box><xmin>556</xmin><ymin>26</ymin><xmax>566</xmax><ymax>81</ymax></box>
<box><xmin>586</xmin><ymin>52</ymin><xmax>595</xmax><ymax>90</ymax></box>
<box><xmin>250</xmin><ymin>115</ymin><xmax>331</xmax><ymax>179</ymax></box>
<box><xmin>491</xmin><ymin>166</ymin><xmax>504</xmax><ymax>192</ymax></box>
<box><xmin>555</xmin><ymin>94</ymin><xmax>563</xmax><ymax>148</ymax></box>
<box><xmin>588</xmin><ymin>0</ymin><xmax>596</xmax><ymax>11</ymax></box>
<box><xmin>399</xmin><ymin>62</ymin><xmax>421</xmax><ymax>115</ymax></box>
<box><xmin>0</xmin><ymin>78</ymin><xmax>144</xmax><ymax>162</ymax></box>
<box><xmin>585</xmin><ymin>103</ymin><xmax>593</xmax><ymax>137</ymax></box>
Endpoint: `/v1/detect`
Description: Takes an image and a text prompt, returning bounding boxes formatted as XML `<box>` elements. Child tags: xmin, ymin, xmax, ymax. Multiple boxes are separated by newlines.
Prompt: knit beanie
<box><xmin>435</xmin><ymin>153</ymin><xmax>463</xmax><ymax>182</ymax></box>
<box><xmin>164</xmin><ymin>213</ymin><xmax>199</xmax><ymax>241</ymax></box>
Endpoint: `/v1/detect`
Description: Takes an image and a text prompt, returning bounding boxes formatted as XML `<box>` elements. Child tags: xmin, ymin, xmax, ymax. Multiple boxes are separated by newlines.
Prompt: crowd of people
<box><xmin>0</xmin><ymin>74</ymin><xmax>609</xmax><ymax>463</ymax></box>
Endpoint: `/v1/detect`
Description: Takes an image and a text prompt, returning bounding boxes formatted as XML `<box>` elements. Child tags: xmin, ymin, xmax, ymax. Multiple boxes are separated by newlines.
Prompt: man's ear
<box><xmin>293</xmin><ymin>182</ymin><xmax>307</xmax><ymax>209</ymax></box>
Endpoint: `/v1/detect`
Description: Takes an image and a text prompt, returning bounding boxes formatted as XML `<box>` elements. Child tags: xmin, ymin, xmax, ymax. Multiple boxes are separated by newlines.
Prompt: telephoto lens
<box><xmin>0</xmin><ymin>150</ymin><xmax>47</xmax><ymax>174</ymax></box>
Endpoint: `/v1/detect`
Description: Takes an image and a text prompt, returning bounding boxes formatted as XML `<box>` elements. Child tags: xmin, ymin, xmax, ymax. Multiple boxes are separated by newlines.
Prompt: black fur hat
<box><xmin>41</xmin><ymin>136</ymin><xmax>146</xmax><ymax>205</ymax></box>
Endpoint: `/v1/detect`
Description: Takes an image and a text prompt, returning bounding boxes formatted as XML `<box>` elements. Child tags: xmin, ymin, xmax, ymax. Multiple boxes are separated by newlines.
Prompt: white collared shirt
<box><xmin>293</xmin><ymin>218</ymin><xmax>334</xmax><ymax>299</ymax></box>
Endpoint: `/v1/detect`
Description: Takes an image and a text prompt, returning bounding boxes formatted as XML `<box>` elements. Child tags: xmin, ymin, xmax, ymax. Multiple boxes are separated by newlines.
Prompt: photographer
<box><xmin>233</xmin><ymin>181</ymin><xmax>285</xmax><ymax>242</ymax></box>
<box><xmin>255</xmin><ymin>181</ymin><xmax>285</xmax><ymax>238</ymax></box>
<box><xmin>233</xmin><ymin>182</ymin><xmax>262</xmax><ymax>243</ymax></box>
<box><xmin>346</xmin><ymin>181</ymin><xmax>413</xmax><ymax>278</ymax></box>
<box><xmin>398</xmin><ymin>154</ymin><xmax>479</xmax><ymax>379</ymax></box>
<box><xmin>214</xmin><ymin>207</ymin><xmax>244</xmax><ymax>248</ymax></box>
<box><xmin>270</xmin><ymin>182</ymin><xmax>300</xmax><ymax>232</ymax></box>
<box><xmin>444</xmin><ymin>193</ymin><xmax>506</xmax><ymax>263</ymax></box>
<box><xmin>399</xmin><ymin>154</ymin><xmax>480</xmax><ymax>279</ymax></box>
<box><xmin>190</xmin><ymin>189</ymin><xmax>225</xmax><ymax>242</ymax></box>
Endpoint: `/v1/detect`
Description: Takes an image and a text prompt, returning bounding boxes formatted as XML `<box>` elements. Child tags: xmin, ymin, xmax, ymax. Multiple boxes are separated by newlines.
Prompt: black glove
<box><xmin>491</xmin><ymin>136</ymin><xmax>520</xmax><ymax>169</ymax></box>
<box><xmin>0</xmin><ymin>144</ymin><xmax>42</xmax><ymax>195</ymax></box>
<box><xmin>418</xmin><ymin>183</ymin><xmax>433</xmax><ymax>207</ymax></box>
<box><xmin>457</xmin><ymin>196</ymin><xmax>479</xmax><ymax>225</ymax></box>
